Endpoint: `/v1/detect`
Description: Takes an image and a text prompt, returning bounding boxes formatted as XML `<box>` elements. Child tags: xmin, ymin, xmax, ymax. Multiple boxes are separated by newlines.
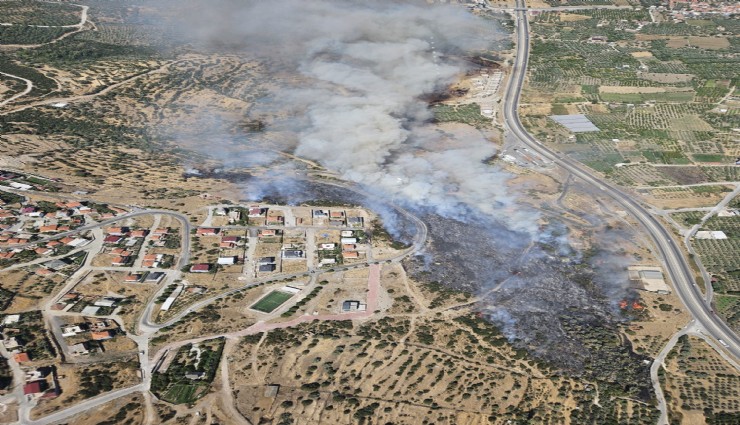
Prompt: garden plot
<box><xmin>693</xmin><ymin>238</ymin><xmax>740</xmax><ymax>293</ymax></box>
<box><xmin>638</xmin><ymin>72</ymin><xmax>693</xmax><ymax>84</ymax></box>
<box><xmin>662</xmin><ymin>336</ymin><xmax>740</xmax><ymax>420</ymax></box>
<box><xmin>599</xmin><ymin>86</ymin><xmax>695</xmax><ymax>103</ymax></box>
<box><xmin>609</xmin><ymin>164</ymin><xmax>677</xmax><ymax>187</ymax></box>
<box><xmin>701</xmin><ymin>166</ymin><xmax>740</xmax><ymax>182</ymax></box>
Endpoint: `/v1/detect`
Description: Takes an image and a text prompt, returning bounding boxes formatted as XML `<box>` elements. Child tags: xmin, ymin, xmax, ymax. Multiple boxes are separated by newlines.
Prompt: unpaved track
<box><xmin>0</xmin><ymin>71</ymin><xmax>33</xmax><ymax>107</ymax></box>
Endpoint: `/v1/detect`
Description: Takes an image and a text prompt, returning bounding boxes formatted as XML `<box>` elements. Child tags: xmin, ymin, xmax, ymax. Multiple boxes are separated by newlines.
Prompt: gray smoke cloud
<box><xmin>169</xmin><ymin>0</ymin><xmax>642</xmax><ymax>371</ymax></box>
<box><xmin>183</xmin><ymin>0</ymin><xmax>539</xmax><ymax>235</ymax></box>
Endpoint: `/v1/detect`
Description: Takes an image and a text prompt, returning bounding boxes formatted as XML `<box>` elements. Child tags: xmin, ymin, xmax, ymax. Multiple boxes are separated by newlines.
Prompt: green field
<box><xmin>251</xmin><ymin>290</ymin><xmax>293</xmax><ymax>313</ymax></box>
<box><xmin>599</xmin><ymin>91</ymin><xmax>695</xmax><ymax>103</ymax></box>
<box><xmin>163</xmin><ymin>383</ymin><xmax>205</xmax><ymax>404</ymax></box>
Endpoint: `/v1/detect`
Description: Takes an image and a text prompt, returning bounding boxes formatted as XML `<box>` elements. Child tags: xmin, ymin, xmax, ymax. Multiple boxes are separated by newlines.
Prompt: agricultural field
<box><xmin>523</xmin><ymin>7</ymin><xmax>740</xmax><ymax>183</ymax></box>
<box><xmin>432</xmin><ymin>103</ymin><xmax>491</xmax><ymax>127</ymax></box>
<box><xmin>0</xmin><ymin>0</ymin><xmax>82</xmax><ymax>26</ymax></box>
<box><xmin>661</xmin><ymin>335</ymin><xmax>740</xmax><ymax>424</ymax></box>
<box><xmin>692</xmin><ymin>213</ymin><xmax>740</xmax><ymax>309</ymax></box>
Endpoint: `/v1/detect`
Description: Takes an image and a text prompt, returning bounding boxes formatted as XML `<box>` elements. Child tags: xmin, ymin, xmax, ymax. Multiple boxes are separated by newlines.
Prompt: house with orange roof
<box><xmin>38</xmin><ymin>225</ymin><xmax>58</xmax><ymax>233</ymax></box>
<box><xmin>91</xmin><ymin>330</ymin><xmax>114</xmax><ymax>341</ymax></box>
<box><xmin>106</xmin><ymin>227</ymin><xmax>128</xmax><ymax>236</ymax></box>
<box><xmin>142</xmin><ymin>253</ymin><xmax>163</xmax><ymax>268</ymax></box>
<box><xmin>103</xmin><ymin>235</ymin><xmax>123</xmax><ymax>244</ymax></box>
<box><xmin>35</xmin><ymin>247</ymin><xmax>53</xmax><ymax>256</ymax></box>
<box><xmin>35</xmin><ymin>268</ymin><xmax>53</xmax><ymax>276</ymax></box>
<box><xmin>14</xmin><ymin>352</ymin><xmax>30</xmax><ymax>363</ymax></box>
<box><xmin>0</xmin><ymin>252</ymin><xmax>15</xmax><ymax>259</ymax></box>
<box><xmin>124</xmin><ymin>274</ymin><xmax>142</xmax><ymax>283</ymax></box>
<box><xmin>110</xmin><ymin>248</ymin><xmax>131</xmax><ymax>256</ymax></box>
<box><xmin>342</xmin><ymin>251</ymin><xmax>359</xmax><ymax>259</ymax></box>
<box><xmin>111</xmin><ymin>256</ymin><xmax>129</xmax><ymax>266</ymax></box>
<box><xmin>196</xmin><ymin>227</ymin><xmax>219</xmax><ymax>236</ymax></box>
<box><xmin>130</xmin><ymin>229</ymin><xmax>148</xmax><ymax>238</ymax></box>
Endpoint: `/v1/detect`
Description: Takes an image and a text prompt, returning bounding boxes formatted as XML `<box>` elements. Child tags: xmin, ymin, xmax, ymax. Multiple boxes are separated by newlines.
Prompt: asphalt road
<box><xmin>503</xmin><ymin>0</ymin><xmax>739</xmax><ymax>360</ymax></box>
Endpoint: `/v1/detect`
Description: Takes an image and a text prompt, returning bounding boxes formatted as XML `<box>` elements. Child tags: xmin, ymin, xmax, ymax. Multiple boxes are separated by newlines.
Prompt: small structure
<box><xmin>312</xmin><ymin>210</ymin><xmax>329</xmax><ymax>218</ymax></box>
<box><xmin>196</xmin><ymin>227</ymin><xmax>219</xmax><ymax>236</ymax></box>
<box><xmin>103</xmin><ymin>235</ymin><xmax>123</xmax><ymax>244</ymax></box>
<box><xmin>282</xmin><ymin>249</ymin><xmax>304</xmax><ymax>259</ymax></box>
<box><xmin>342</xmin><ymin>251</ymin><xmax>359</xmax><ymax>259</ymax></box>
<box><xmin>190</xmin><ymin>263</ymin><xmax>211</xmax><ymax>273</ymax></box>
<box><xmin>248</xmin><ymin>207</ymin><xmax>266</xmax><ymax>217</ymax></box>
<box><xmin>14</xmin><ymin>352</ymin><xmax>31</xmax><ymax>363</ymax></box>
<box><xmin>69</xmin><ymin>342</ymin><xmax>90</xmax><ymax>356</ymax></box>
<box><xmin>2</xmin><ymin>314</ymin><xmax>20</xmax><ymax>325</ymax></box>
<box><xmin>185</xmin><ymin>371</ymin><xmax>205</xmax><ymax>380</ymax></box>
<box><xmin>62</xmin><ymin>325</ymin><xmax>86</xmax><ymax>337</ymax></box>
<box><xmin>258</xmin><ymin>263</ymin><xmax>276</xmax><ymax>272</ymax></box>
<box><xmin>94</xmin><ymin>298</ymin><xmax>117</xmax><ymax>308</ymax></box>
<box><xmin>217</xmin><ymin>256</ymin><xmax>237</xmax><ymax>265</ymax></box>
<box><xmin>23</xmin><ymin>381</ymin><xmax>47</xmax><ymax>395</ymax></box>
<box><xmin>342</xmin><ymin>300</ymin><xmax>367</xmax><ymax>312</ymax></box>
<box><xmin>629</xmin><ymin>266</ymin><xmax>671</xmax><ymax>294</ymax></box>
<box><xmin>91</xmin><ymin>330</ymin><xmax>114</xmax><ymax>341</ymax></box>
<box><xmin>80</xmin><ymin>306</ymin><xmax>100</xmax><ymax>316</ymax></box>
<box><xmin>145</xmin><ymin>272</ymin><xmax>165</xmax><ymax>283</ymax></box>
<box><xmin>347</xmin><ymin>217</ymin><xmax>363</xmax><ymax>227</ymax></box>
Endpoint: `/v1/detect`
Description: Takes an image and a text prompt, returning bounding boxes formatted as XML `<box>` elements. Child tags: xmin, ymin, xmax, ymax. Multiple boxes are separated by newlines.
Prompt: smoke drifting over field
<box><xmin>187</xmin><ymin>0</ymin><xmax>538</xmax><ymax>234</ymax></box>
<box><xmin>176</xmin><ymin>0</ymin><xmax>640</xmax><ymax>372</ymax></box>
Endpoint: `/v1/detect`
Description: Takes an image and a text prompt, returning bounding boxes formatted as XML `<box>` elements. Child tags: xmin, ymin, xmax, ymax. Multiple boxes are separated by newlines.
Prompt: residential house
<box><xmin>91</xmin><ymin>330</ymin><xmax>114</xmax><ymax>341</ymax></box>
<box><xmin>248</xmin><ymin>207</ymin><xmax>266</xmax><ymax>217</ymax></box>
<box><xmin>106</xmin><ymin>227</ymin><xmax>128</xmax><ymax>236</ymax></box>
<box><xmin>103</xmin><ymin>235</ymin><xmax>123</xmax><ymax>244</ymax></box>
<box><xmin>190</xmin><ymin>263</ymin><xmax>211</xmax><ymax>273</ymax></box>
<box><xmin>196</xmin><ymin>227</ymin><xmax>219</xmax><ymax>236</ymax></box>
<box><xmin>142</xmin><ymin>253</ymin><xmax>163</xmax><ymax>268</ymax></box>
<box><xmin>217</xmin><ymin>256</ymin><xmax>237</xmax><ymax>265</ymax></box>
<box><xmin>69</xmin><ymin>342</ymin><xmax>90</xmax><ymax>356</ymax></box>
<box><xmin>111</xmin><ymin>256</ymin><xmax>130</xmax><ymax>266</ymax></box>
<box><xmin>93</xmin><ymin>298</ymin><xmax>117</xmax><ymax>308</ymax></box>
<box><xmin>282</xmin><ymin>249</ymin><xmax>304</xmax><ymax>259</ymax></box>
<box><xmin>258</xmin><ymin>263</ymin><xmax>276</xmax><ymax>272</ymax></box>
<box><xmin>14</xmin><ymin>352</ymin><xmax>31</xmax><ymax>363</ymax></box>
<box><xmin>145</xmin><ymin>272</ymin><xmax>165</xmax><ymax>283</ymax></box>
<box><xmin>124</xmin><ymin>274</ymin><xmax>142</xmax><ymax>283</ymax></box>
<box><xmin>130</xmin><ymin>229</ymin><xmax>148</xmax><ymax>238</ymax></box>
<box><xmin>23</xmin><ymin>381</ymin><xmax>47</xmax><ymax>396</ymax></box>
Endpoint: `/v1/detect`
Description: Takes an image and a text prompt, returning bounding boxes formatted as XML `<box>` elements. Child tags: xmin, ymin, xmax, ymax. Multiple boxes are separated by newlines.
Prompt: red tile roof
<box><xmin>14</xmin><ymin>352</ymin><xmax>30</xmax><ymax>362</ymax></box>
<box><xmin>23</xmin><ymin>381</ymin><xmax>43</xmax><ymax>395</ymax></box>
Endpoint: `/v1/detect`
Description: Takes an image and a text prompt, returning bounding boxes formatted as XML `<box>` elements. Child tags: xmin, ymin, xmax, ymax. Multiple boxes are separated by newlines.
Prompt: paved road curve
<box><xmin>502</xmin><ymin>0</ymin><xmax>740</xmax><ymax>361</ymax></box>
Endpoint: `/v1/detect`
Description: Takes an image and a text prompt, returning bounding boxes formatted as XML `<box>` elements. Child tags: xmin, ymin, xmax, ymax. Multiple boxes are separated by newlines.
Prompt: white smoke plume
<box><xmin>184</xmin><ymin>0</ymin><xmax>539</xmax><ymax>235</ymax></box>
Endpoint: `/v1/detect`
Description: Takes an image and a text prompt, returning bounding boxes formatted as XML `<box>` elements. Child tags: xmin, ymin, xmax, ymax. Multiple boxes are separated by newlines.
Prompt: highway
<box><xmin>502</xmin><ymin>0</ymin><xmax>740</xmax><ymax>361</ymax></box>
